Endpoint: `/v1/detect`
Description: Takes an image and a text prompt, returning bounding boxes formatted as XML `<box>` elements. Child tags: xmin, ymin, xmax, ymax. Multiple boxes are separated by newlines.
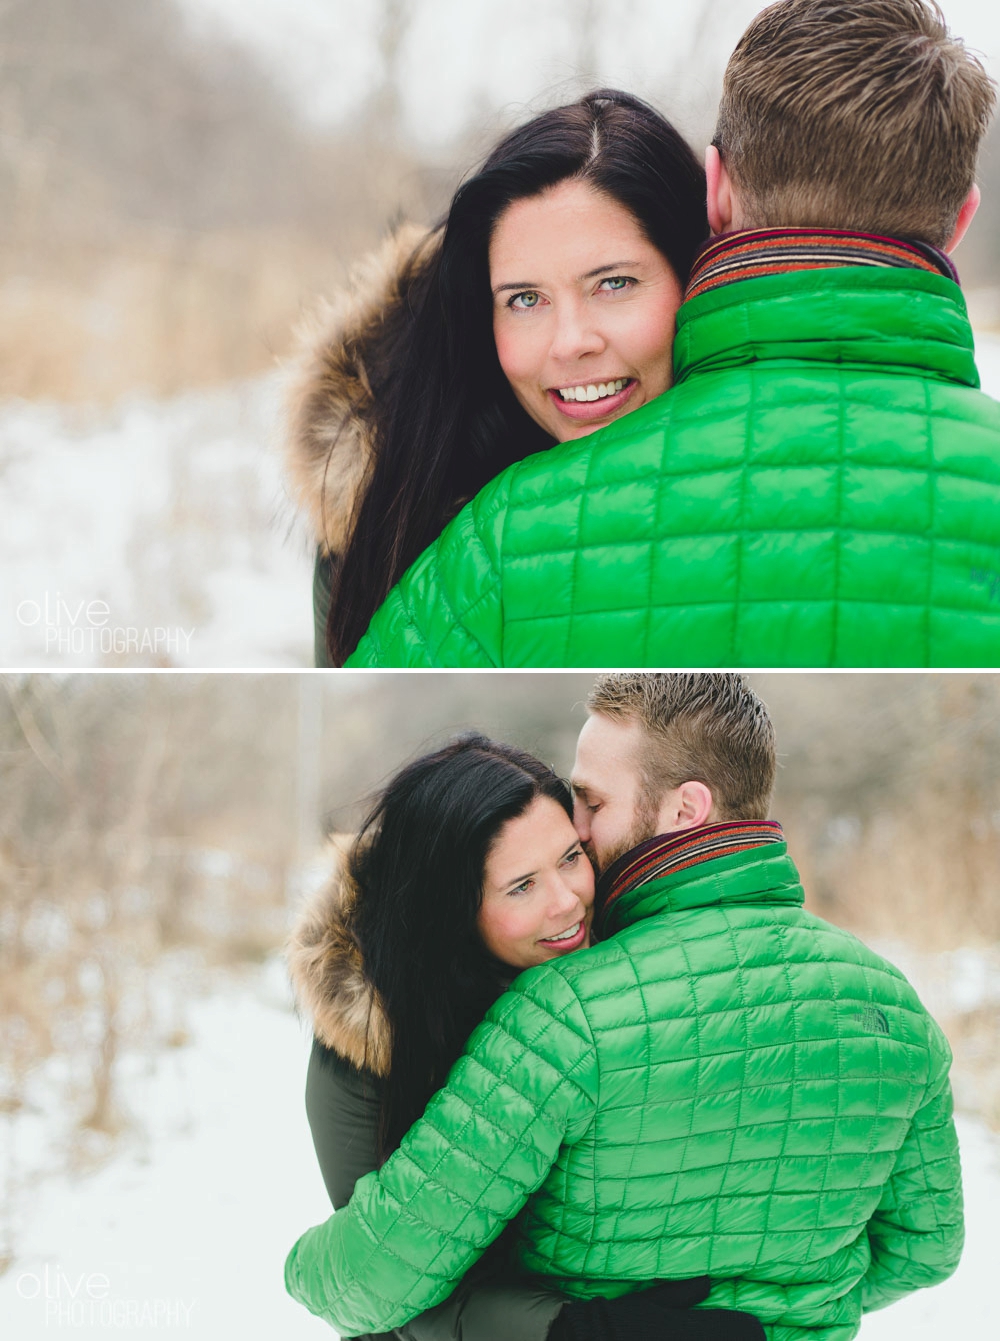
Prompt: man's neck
<box><xmin>685</xmin><ymin>226</ymin><xmax>958</xmax><ymax>303</ymax></box>
<box><xmin>595</xmin><ymin>818</ymin><xmax>785</xmax><ymax>928</ymax></box>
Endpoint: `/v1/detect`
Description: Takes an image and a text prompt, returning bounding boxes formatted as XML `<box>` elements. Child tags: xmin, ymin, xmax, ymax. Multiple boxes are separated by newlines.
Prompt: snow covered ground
<box><xmin>1</xmin><ymin>958</ymin><xmax>332</xmax><ymax>1338</ymax></box>
<box><xmin>0</xmin><ymin>953</ymin><xmax>996</xmax><ymax>1339</ymax></box>
<box><xmin>862</xmin><ymin>1116</ymin><xmax>997</xmax><ymax>1339</ymax></box>
<box><xmin>0</xmin><ymin>376</ymin><xmax>315</xmax><ymax>668</ymax></box>
<box><xmin>2</xmin><ymin>334</ymin><xmax>998</xmax><ymax>670</ymax></box>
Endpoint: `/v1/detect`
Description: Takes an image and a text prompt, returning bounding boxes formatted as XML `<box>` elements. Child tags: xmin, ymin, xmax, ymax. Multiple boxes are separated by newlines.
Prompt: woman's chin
<box><xmin>556</xmin><ymin>418</ymin><xmax>618</xmax><ymax>442</ymax></box>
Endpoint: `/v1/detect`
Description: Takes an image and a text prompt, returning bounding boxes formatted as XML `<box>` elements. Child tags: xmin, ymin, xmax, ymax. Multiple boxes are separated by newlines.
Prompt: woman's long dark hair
<box><xmin>327</xmin><ymin>89</ymin><xmax>707</xmax><ymax>663</ymax></box>
<box><xmin>347</xmin><ymin>733</ymin><xmax>574</xmax><ymax>1159</ymax></box>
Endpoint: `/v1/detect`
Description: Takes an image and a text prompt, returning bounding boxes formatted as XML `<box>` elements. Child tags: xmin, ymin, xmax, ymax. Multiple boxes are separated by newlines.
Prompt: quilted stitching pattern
<box><xmin>285</xmin><ymin>847</ymin><xmax>963</xmax><ymax>1340</ymax></box>
<box><xmin>346</xmin><ymin>268</ymin><xmax>1000</xmax><ymax>667</ymax></box>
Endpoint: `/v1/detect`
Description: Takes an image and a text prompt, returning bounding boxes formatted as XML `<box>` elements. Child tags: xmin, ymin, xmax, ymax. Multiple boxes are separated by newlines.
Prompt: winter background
<box><xmin>1</xmin><ymin>0</ymin><xmax>1000</xmax><ymax>667</ymax></box>
<box><xmin>2</xmin><ymin>0</ymin><xmax>1000</xmax><ymax>1334</ymax></box>
<box><xmin>1</xmin><ymin>671</ymin><xmax>999</xmax><ymax>1338</ymax></box>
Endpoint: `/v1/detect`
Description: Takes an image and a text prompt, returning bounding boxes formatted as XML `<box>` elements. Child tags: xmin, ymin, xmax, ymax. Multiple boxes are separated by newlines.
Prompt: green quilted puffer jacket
<box><xmin>285</xmin><ymin>840</ymin><xmax>963</xmax><ymax>1341</ymax></box>
<box><xmin>345</xmin><ymin>267</ymin><xmax>1000</xmax><ymax>667</ymax></box>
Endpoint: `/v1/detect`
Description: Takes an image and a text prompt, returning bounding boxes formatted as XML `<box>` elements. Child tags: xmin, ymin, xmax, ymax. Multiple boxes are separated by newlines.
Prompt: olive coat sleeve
<box><xmin>305</xmin><ymin>1039</ymin><xmax>382</xmax><ymax>1210</ymax></box>
<box><xmin>303</xmin><ymin>1038</ymin><xmax>568</xmax><ymax>1341</ymax></box>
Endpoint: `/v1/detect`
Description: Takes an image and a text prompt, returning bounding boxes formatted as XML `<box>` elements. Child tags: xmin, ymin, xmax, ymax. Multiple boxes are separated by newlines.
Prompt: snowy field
<box><xmin>0</xmin><ymin>952</ymin><xmax>996</xmax><ymax>1340</ymax></box>
<box><xmin>1</xmin><ymin>959</ymin><xmax>333</xmax><ymax>1338</ymax></box>
<box><xmin>0</xmin><ymin>376</ymin><xmax>315</xmax><ymax>668</ymax></box>
<box><xmin>2</xmin><ymin>333</ymin><xmax>999</xmax><ymax>669</ymax></box>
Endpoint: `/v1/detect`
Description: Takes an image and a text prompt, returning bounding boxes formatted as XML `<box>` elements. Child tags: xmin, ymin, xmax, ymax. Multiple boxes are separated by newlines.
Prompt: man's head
<box><xmin>571</xmin><ymin>673</ymin><xmax>776</xmax><ymax>873</ymax></box>
<box><xmin>707</xmin><ymin>0</ymin><xmax>995</xmax><ymax>249</ymax></box>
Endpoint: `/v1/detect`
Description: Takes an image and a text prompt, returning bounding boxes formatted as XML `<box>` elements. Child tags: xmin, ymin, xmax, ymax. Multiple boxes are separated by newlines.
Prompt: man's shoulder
<box><xmin>781</xmin><ymin>908</ymin><xmax>949</xmax><ymax>1051</ymax></box>
<box><xmin>497</xmin><ymin>936</ymin><xmax>635</xmax><ymax>1015</ymax></box>
<box><xmin>480</xmin><ymin>399</ymin><xmax>679</xmax><ymax>568</ymax></box>
<box><xmin>503</xmin><ymin>927</ymin><xmax>670</xmax><ymax>1020</ymax></box>
<box><xmin>526</xmin><ymin>904</ymin><xmax>934</xmax><ymax>1011</ymax></box>
<box><xmin>506</xmin><ymin>396</ymin><xmax>677</xmax><ymax>495</ymax></box>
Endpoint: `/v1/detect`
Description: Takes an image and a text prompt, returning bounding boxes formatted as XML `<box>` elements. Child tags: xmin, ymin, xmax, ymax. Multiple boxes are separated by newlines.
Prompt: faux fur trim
<box><xmin>286</xmin><ymin>839</ymin><xmax>392</xmax><ymax>1077</ymax></box>
<box><xmin>283</xmin><ymin>222</ymin><xmax>438</xmax><ymax>554</ymax></box>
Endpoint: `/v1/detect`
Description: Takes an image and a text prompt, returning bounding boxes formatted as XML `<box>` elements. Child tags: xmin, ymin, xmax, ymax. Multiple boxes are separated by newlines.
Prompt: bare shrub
<box><xmin>0</xmin><ymin>674</ymin><xmax>300</xmax><ymax>1159</ymax></box>
<box><xmin>0</xmin><ymin>0</ymin><xmax>448</xmax><ymax>402</ymax></box>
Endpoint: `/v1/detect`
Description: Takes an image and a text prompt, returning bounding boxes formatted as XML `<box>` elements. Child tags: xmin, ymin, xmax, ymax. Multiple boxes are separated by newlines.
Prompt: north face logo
<box><xmin>857</xmin><ymin>1007</ymin><xmax>890</xmax><ymax>1035</ymax></box>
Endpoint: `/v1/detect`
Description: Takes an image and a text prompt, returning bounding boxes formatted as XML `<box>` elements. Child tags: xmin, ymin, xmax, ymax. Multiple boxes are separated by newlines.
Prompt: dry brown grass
<box><xmin>801</xmin><ymin>810</ymin><xmax>1000</xmax><ymax>951</ymax></box>
<box><xmin>0</xmin><ymin>227</ymin><xmax>362</xmax><ymax>404</ymax></box>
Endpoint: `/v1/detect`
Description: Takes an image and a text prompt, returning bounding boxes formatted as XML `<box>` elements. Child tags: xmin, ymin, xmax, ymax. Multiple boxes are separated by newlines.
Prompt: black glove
<box><xmin>548</xmin><ymin>1281</ymin><xmax>765</xmax><ymax>1341</ymax></box>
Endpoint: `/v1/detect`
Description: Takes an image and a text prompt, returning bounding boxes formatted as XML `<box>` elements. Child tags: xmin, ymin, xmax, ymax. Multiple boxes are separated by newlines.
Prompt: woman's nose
<box><xmin>549</xmin><ymin>301</ymin><xmax>606</xmax><ymax>363</ymax></box>
<box><xmin>551</xmin><ymin>873</ymin><xmax>584</xmax><ymax>916</ymax></box>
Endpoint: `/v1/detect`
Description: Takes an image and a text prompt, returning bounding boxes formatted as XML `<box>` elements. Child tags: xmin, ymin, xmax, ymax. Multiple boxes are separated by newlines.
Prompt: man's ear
<box><xmin>944</xmin><ymin>183</ymin><xmax>980</xmax><ymax>255</ymax></box>
<box><xmin>657</xmin><ymin>781</ymin><xmax>714</xmax><ymax>833</ymax></box>
<box><xmin>705</xmin><ymin>145</ymin><xmax>735</xmax><ymax>237</ymax></box>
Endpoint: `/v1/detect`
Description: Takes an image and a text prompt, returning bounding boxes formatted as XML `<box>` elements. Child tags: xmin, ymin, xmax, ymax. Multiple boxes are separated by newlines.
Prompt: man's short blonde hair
<box><xmin>714</xmin><ymin>0</ymin><xmax>996</xmax><ymax>247</ymax></box>
<box><xmin>586</xmin><ymin>673</ymin><xmax>776</xmax><ymax>822</ymax></box>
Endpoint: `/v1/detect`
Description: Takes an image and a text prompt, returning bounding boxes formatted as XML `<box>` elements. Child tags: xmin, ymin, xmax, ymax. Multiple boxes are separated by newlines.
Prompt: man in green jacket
<box><xmin>286</xmin><ymin>673</ymin><xmax>963</xmax><ymax>1340</ymax></box>
<box><xmin>347</xmin><ymin>0</ymin><xmax>1000</xmax><ymax>668</ymax></box>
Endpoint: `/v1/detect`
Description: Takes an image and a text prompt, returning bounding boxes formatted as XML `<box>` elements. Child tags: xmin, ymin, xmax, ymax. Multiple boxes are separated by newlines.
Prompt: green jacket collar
<box><xmin>600</xmin><ymin>839</ymin><xmax>805</xmax><ymax>938</ymax></box>
<box><xmin>673</xmin><ymin>265</ymin><xmax>979</xmax><ymax>391</ymax></box>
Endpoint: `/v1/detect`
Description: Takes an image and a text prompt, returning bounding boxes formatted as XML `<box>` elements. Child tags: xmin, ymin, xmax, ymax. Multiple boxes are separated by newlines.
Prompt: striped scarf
<box><xmin>596</xmin><ymin>819</ymin><xmax>785</xmax><ymax>926</ymax></box>
<box><xmin>684</xmin><ymin>227</ymin><xmax>958</xmax><ymax>304</ymax></box>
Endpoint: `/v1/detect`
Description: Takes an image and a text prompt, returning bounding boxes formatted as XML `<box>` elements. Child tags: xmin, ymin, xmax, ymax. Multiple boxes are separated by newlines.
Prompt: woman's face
<box><xmin>490</xmin><ymin>178</ymin><xmax>683</xmax><ymax>444</ymax></box>
<box><xmin>478</xmin><ymin>794</ymin><xmax>595</xmax><ymax>970</ymax></box>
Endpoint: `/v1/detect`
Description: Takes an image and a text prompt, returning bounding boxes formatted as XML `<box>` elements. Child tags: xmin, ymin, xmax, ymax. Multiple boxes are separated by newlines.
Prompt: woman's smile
<box><xmin>547</xmin><ymin>377</ymin><xmax>637</xmax><ymax>424</ymax></box>
<box><xmin>536</xmin><ymin>919</ymin><xmax>588</xmax><ymax>951</ymax></box>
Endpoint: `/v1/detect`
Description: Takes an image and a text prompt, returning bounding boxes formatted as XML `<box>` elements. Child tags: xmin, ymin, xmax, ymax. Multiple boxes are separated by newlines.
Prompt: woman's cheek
<box><xmin>493</xmin><ymin>314</ymin><xmax>537</xmax><ymax>388</ymax></box>
<box><xmin>643</xmin><ymin>282</ymin><xmax>684</xmax><ymax>394</ymax></box>
<box><xmin>612</xmin><ymin>300</ymin><xmax>676</xmax><ymax>399</ymax></box>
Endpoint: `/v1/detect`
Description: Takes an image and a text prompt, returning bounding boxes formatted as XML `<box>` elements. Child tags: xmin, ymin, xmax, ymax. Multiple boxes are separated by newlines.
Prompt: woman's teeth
<box><xmin>544</xmin><ymin>922</ymin><xmax>581</xmax><ymax>943</ymax></box>
<box><xmin>557</xmin><ymin>379</ymin><xmax>628</xmax><ymax>402</ymax></box>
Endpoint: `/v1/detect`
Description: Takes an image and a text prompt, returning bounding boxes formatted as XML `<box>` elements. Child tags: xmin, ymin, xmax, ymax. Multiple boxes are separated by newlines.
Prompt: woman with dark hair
<box><xmin>285</xmin><ymin>90</ymin><xmax>707</xmax><ymax>666</ymax></box>
<box><xmin>287</xmin><ymin>734</ymin><xmax>763</xmax><ymax>1341</ymax></box>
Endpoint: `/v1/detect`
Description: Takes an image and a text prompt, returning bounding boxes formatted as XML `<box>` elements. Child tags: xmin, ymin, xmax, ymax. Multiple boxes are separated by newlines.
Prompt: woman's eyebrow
<box><xmin>501</xmin><ymin>842</ymin><xmax>579</xmax><ymax>890</ymax></box>
<box><xmin>492</xmin><ymin>260</ymin><xmax>642</xmax><ymax>297</ymax></box>
<box><xmin>500</xmin><ymin>865</ymin><xmax>538</xmax><ymax>889</ymax></box>
<box><xmin>492</xmin><ymin>280</ymin><xmax>539</xmax><ymax>296</ymax></box>
<box><xmin>579</xmin><ymin>259</ymin><xmax>640</xmax><ymax>280</ymax></box>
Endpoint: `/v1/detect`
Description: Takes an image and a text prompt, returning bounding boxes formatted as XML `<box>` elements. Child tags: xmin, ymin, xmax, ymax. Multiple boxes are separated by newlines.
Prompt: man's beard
<box><xmin>585</xmin><ymin>796</ymin><xmax>661</xmax><ymax>876</ymax></box>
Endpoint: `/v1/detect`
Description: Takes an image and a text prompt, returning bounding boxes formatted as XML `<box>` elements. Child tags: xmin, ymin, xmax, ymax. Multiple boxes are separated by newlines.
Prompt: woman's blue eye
<box><xmin>510</xmin><ymin>291</ymin><xmax>541</xmax><ymax>309</ymax></box>
<box><xmin>600</xmin><ymin>276</ymin><xmax>632</xmax><ymax>292</ymax></box>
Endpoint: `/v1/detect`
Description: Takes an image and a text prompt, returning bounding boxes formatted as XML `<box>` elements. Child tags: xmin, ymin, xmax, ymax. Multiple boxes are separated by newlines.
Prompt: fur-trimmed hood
<box><xmin>283</xmin><ymin>223</ymin><xmax>439</xmax><ymax>555</ymax></box>
<box><xmin>286</xmin><ymin>842</ymin><xmax>392</xmax><ymax>1077</ymax></box>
